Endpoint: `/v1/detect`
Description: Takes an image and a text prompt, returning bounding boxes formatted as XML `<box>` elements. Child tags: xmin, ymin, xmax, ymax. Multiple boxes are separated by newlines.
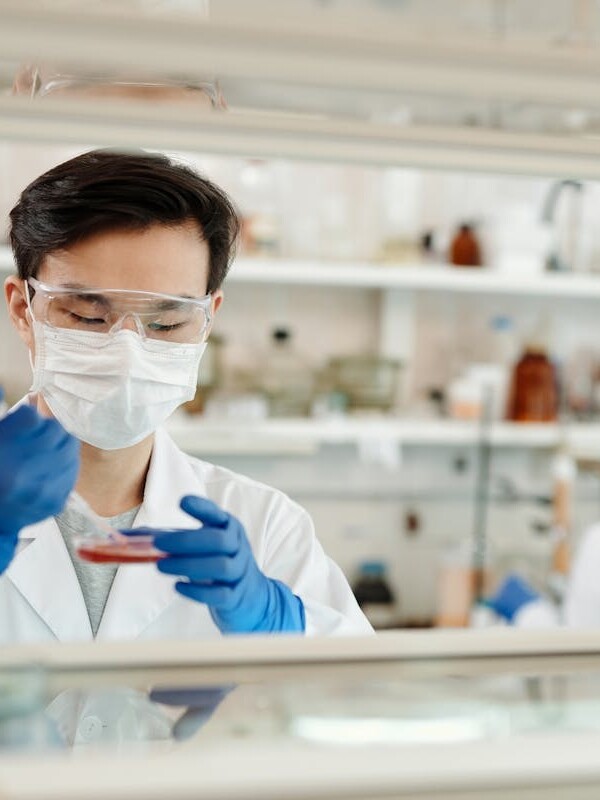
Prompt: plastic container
<box><xmin>447</xmin><ymin>376</ymin><xmax>483</xmax><ymax>420</ymax></box>
<box><xmin>488</xmin><ymin>206</ymin><xmax>551</xmax><ymax>277</ymax></box>
<box><xmin>183</xmin><ymin>334</ymin><xmax>225</xmax><ymax>415</ymax></box>
<box><xmin>237</xmin><ymin>160</ymin><xmax>282</xmax><ymax>257</ymax></box>
<box><xmin>74</xmin><ymin>534</ymin><xmax>166</xmax><ymax>564</ymax></box>
<box><xmin>352</xmin><ymin>561</ymin><xmax>398</xmax><ymax>629</ymax></box>
<box><xmin>261</xmin><ymin>327</ymin><xmax>314</xmax><ymax>417</ymax></box>
<box><xmin>435</xmin><ymin>543</ymin><xmax>494</xmax><ymax>628</ymax></box>
<box><xmin>447</xmin><ymin>364</ymin><xmax>506</xmax><ymax>421</ymax></box>
<box><xmin>62</xmin><ymin>495</ymin><xmax>165</xmax><ymax>565</ymax></box>
<box><xmin>327</xmin><ymin>356</ymin><xmax>402</xmax><ymax>412</ymax></box>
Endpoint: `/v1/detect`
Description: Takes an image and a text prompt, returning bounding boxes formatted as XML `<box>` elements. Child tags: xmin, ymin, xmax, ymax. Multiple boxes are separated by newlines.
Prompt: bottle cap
<box><xmin>272</xmin><ymin>327</ymin><xmax>291</xmax><ymax>342</ymax></box>
<box><xmin>491</xmin><ymin>315</ymin><xmax>513</xmax><ymax>331</ymax></box>
<box><xmin>359</xmin><ymin>561</ymin><xmax>386</xmax><ymax>577</ymax></box>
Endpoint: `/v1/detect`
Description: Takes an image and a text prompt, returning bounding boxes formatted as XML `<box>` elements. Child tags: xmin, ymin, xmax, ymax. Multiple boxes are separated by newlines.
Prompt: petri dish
<box><xmin>74</xmin><ymin>535</ymin><xmax>166</xmax><ymax>564</ymax></box>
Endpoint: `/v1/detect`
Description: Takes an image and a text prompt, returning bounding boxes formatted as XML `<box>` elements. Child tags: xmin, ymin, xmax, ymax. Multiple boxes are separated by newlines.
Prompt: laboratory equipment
<box><xmin>449</xmin><ymin>222</ymin><xmax>483</xmax><ymax>267</ymax></box>
<box><xmin>183</xmin><ymin>334</ymin><xmax>225</xmax><ymax>415</ymax></box>
<box><xmin>3</xmin><ymin>631</ymin><xmax>600</xmax><ymax>798</ymax></box>
<box><xmin>261</xmin><ymin>327</ymin><xmax>313</xmax><ymax>417</ymax></box>
<box><xmin>550</xmin><ymin>449</ymin><xmax>576</xmax><ymax>582</ymax></box>
<box><xmin>506</xmin><ymin>344</ymin><xmax>559</xmax><ymax>422</ymax></box>
<box><xmin>74</xmin><ymin>535</ymin><xmax>165</xmax><ymax>565</ymax></box>
<box><xmin>72</xmin><ymin>515</ymin><xmax>165</xmax><ymax>564</ymax></box>
<box><xmin>237</xmin><ymin>159</ymin><xmax>281</xmax><ymax>257</ymax></box>
<box><xmin>541</xmin><ymin>179</ymin><xmax>584</xmax><ymax>272</ymax></box>
<box><xmin>326</xmin><ymin>355</ymin><xmax>401</xmax><ymax>412</ymax></box>
<box><xmin>26</xmin><ymin>278</ymin><xmax>213</xmax><ymax>344</ymax></box>
<box><xmin>69</xmin><ymin>494</ymin><xmax>165</xmax><ymax>565</ymax></box>
<box><xmin>351</xmin><ymin>561</ymin><xmax>397</xmax><ymax>629</ymax></box>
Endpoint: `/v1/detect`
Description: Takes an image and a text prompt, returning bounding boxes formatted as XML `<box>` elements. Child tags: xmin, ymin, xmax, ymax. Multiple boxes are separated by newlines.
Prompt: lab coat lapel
<box><xmin>96</xmin><ymin>429</ymin><xmax>204</xmax><ymax>641</ymax></box>
<box><xmin>6</xmin><ymin>518</ymin><xmax>93</xmax><ymax>641</ymax></box>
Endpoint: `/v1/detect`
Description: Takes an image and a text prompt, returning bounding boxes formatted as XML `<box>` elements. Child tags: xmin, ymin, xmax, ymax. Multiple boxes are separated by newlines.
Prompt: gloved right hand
<box><xmin>0</xmin><ymin>404</ymin><xmax>80</xmax><ymax>574</ymax></box>
<box><xmin>485</xmin><ymin>573</ymin><xmax>540</xmax><ymax>623</ymax></box>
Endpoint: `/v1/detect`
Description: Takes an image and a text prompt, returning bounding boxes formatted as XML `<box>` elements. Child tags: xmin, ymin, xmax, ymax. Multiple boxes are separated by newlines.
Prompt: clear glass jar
<box><xmin>261</xmin><ymin>327</ymin><xmax>314</xmax><ymax>417</ymax></box>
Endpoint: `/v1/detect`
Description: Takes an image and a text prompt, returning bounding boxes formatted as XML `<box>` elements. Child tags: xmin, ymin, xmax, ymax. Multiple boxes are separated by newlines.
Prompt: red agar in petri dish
<box><xmin>76</xmin><ymin>539</ymin><xmax>165</xmax><ymax>564</ymax></box>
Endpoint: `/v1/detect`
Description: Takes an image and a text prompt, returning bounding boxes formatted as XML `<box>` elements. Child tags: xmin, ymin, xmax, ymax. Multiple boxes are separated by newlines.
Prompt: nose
<box><xmin>111</xmin><ymin>313</ymin><xmax>145</xmax><ymax>338</ymax></box>
<box><xmin>120</xmin><ymin>316</ymin><xmax>138</xmax><ymax>333</ymax></box>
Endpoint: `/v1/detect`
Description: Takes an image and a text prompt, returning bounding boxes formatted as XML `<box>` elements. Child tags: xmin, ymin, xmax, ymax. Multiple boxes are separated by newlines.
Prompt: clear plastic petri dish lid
<box><xmin>65</xmin><ymin>494</ymin><xmax>168</xmax><ymax>564</ymax></box>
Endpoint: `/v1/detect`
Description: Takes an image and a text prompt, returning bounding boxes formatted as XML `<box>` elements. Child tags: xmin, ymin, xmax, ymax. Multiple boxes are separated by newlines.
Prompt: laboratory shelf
<box><xmin>165</xmin><ymin>414</ymin><xmax>600</xmax><ymax>455</ymax></box>
<box><xmin>6</xmin><ymin>245</ymin><xmax>600</xmax><ymax>301</ymax></box>
<box><xmin>228</xmin><ymin>256</ymin><xmax>600</xmax><ymax>299</ymax></box>
<box><xmin>4</xmin><ymin>3</ymin><xmax>600</xmax><ymax>178</ymax></box>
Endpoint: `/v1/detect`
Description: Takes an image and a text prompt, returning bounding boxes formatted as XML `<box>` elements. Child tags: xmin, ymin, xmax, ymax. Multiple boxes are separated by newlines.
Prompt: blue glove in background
<box><xmin>485</xmin><ymin>573</ymin><xmax>540</xmax><ymax>623</ymax></box>
<box><xmin>126</xmin><ymin>495</ymin><xmax>305</xmax><ymax>634</ymax></box>
<box><xmin>0</xmin><ymin>404</ymin><xmax>80</xmax><ymax>574</ymax></box>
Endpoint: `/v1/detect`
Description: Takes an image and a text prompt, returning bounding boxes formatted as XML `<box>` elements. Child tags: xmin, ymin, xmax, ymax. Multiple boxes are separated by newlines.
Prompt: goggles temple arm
<box><xmin>23</xmin><ymin>279</ymin><xmax>34</xmax><ymax>310</ymax></box>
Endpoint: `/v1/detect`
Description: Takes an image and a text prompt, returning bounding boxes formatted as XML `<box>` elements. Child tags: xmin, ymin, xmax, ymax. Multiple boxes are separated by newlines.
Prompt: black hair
<box><xmin>8</xmin><ymin>148</ymin><xmax>240</xmax><ymax>293</ymax></box>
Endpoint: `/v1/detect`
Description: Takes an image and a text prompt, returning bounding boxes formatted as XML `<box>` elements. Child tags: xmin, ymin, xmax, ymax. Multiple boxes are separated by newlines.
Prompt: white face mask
<box><xmin>29</xmin><ymin>319</ymin><xmax>206</xmax><ymax>449</ymax></box>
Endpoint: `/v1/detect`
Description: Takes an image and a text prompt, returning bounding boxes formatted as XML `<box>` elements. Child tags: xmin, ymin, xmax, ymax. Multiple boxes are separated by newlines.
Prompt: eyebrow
<box><xmin>57</xmin><ymin>283</ymin><xmax>200</xmax><ymax>303</ymax></box>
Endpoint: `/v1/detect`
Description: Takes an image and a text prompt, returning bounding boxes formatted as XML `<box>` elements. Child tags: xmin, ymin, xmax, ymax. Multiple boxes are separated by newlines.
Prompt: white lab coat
<box><xmin>514</xmin><ymin>523</ymin><xmax>600</xmax><ymax>629</ymax></box>
<box><xmin>0</xmin><ymin>426</ymin><xmax>372</xmax><ymax>644</ymax></box>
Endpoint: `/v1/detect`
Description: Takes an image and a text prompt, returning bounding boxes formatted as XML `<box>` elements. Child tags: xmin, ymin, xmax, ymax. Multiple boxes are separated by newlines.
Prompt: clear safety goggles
<box><xmin>26</xmin><ymin>278</ymin><xmax>213</xmax><ymax>345</ymax></box>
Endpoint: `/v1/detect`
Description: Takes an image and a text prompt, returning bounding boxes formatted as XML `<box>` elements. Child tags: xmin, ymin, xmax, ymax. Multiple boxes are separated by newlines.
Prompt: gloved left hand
<box><xmin>485</xmin><ymin>573</ymin><xmax>540</xmax><ymax>623</ymax></box>
<box><xmin>124</xmin><ymin>495</ymin><xmax>305</xmax><ymax>635</ymax></box>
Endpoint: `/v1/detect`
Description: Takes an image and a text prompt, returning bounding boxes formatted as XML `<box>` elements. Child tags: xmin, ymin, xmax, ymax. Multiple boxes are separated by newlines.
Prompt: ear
<box><xmin>205</xmin><ymin>289</ymin><xmax>224</xmax><ymax>338</ymax></box>
<box><xmin>5</xmin><ymin>276</ymin><xmax>33</xmax><ymax>350</ymax></box>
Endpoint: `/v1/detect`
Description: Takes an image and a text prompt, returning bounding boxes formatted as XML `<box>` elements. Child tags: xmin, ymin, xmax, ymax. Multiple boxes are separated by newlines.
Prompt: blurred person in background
<box><xmin>486</xmin><ymin>523</ymin><xmax>600</xmax><ymax>628</ymax></box>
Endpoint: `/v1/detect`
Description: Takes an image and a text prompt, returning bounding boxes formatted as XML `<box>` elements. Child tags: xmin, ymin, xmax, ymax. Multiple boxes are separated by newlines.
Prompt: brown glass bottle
<box><xmin>449</xmin><ymin>223</ymin><xmax>483</xmax><ymax>267</ymax></box>
<box><xmin>506</xmin><ymin>346</ymin><xmax>559</xmax><ymax>422</ymax></box>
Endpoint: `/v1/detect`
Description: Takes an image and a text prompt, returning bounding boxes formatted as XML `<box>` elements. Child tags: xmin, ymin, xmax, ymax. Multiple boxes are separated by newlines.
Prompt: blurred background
<box><xmin>3</xmin><ymin>0</ymin><xmax>600</xmax><ymax>629</ymax></box>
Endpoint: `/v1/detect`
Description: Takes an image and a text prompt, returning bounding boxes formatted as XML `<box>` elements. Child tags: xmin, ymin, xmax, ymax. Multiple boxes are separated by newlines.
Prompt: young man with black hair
<box><xmin>0</xmin><ymin>149</ymin><xmax>371</xmax><ymax>642</ymax></box>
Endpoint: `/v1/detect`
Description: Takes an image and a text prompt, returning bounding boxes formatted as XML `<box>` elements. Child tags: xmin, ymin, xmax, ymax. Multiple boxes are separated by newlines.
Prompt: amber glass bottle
<box><xmin>449</xmin><ymin>223</ymin><xmax>483</xmax><ymax>267</ymax></box>
<box><xmin>506</xmin><ymin>346</ymin><xmax>559</xmax><ymax>422</ymax></box>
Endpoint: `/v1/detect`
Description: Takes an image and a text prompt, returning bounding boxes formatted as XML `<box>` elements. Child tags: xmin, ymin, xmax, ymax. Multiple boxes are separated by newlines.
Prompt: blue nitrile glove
<box><xmin>0</xmin><ymin>404</ymin><xmax>80</xmax><ymax>574</ymax></box>
<box><xmin>124</xmin><ymin>495</ymin><xmax>305</xmax><ymax>634</ymax></box>
<box><xmin>149</xmin><ymin>685</ymin><xmax>234</xmax><ymax>740</ymax></box>
<box><xmin>485</xmin><ymin>573</ymin><xmax>540</xmax><ymax>623</ymax></box>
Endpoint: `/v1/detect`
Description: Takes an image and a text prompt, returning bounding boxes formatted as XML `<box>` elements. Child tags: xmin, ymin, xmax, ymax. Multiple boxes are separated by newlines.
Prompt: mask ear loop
<box><xmin>23</xmin><ymin>280</ymin><xmax>37</xmax><ymax>379</ymax></box>
<box><xmin>23</xmin><ymin>279</ymin><xmax>36</xmax><ymax>325</ymax></box>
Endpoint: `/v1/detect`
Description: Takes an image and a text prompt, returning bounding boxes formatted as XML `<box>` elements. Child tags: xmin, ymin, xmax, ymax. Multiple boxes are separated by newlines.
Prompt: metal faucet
<box><xmin>541</xmin><ymin>179</ymin><xmax>584</xmax><ymax>272</ymax></box>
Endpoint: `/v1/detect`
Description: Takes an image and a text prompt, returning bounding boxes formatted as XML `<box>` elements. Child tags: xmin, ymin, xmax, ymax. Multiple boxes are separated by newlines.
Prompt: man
<box><xmin>1</xmin><ymin>149</ymin><xmax>371</xmax><ymax>642</ymax></box>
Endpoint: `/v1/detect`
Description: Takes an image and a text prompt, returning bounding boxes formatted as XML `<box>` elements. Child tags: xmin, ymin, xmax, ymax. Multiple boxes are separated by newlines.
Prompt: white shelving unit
<box><xmin>165</xmin><ymin>414</ymin><xmax>600</xmax><ymax>456</ymax></box>
<box><xmin>4</xmin><ymin>242</ymin><xmax>600</xmax><ymax>455</ymax></box>
<box><xmin>4</xmin><ymin>5</ymin><xmax>599</xmax><ymax>458</ymax></box>
<box><xmin>228</xmin><ymin>257</ymin><xmax>600</xmax><ymax>299</ymax></box>
<box><xmin>5</xmin><ymin>246</ymin><xmax>600</xmax><ymax>299</ymax></box>
<box><xmin>3</xmin><ymin>3</ymin><xmax>600</xmax><ymax>177</ymax></box>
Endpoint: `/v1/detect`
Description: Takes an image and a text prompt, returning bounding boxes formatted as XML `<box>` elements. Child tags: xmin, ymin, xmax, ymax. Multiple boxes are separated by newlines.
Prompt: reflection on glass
<box><xmin>2</xmin><ymin>668</ymin><xmax>600</xmax><ymax>755</ymax></box>
<box><xmin>0</xmin><ymin>666</ymin><xmax>61</xmax><ymax>751</ymax></box>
